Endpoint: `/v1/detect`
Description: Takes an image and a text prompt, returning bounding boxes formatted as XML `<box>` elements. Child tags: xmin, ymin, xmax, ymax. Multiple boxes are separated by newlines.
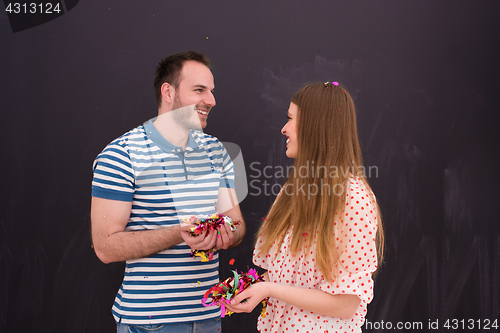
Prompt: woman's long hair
<box><xmin>257</xmin><ymin>83</ymin><xmax>384</xmax><ymax>282</ymax></box>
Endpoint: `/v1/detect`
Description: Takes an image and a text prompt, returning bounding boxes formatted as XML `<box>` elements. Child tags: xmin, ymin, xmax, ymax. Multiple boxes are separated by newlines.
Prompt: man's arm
<box><xmin>214</xmin><ymin>187</ymin><xmax>246</xmax><ymax>249</ymax></box>
<box><xmin>91</xmin><ymin>197</ymin><xmax>217</xmax><ymax>264</ymax></box>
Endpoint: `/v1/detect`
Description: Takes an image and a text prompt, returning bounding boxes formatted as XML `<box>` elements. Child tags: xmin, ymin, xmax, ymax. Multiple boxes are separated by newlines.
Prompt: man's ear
<box><xmin>161</xmin><ymin>82</ymin><xmax>175</xmax><ymax>105</ymax></box>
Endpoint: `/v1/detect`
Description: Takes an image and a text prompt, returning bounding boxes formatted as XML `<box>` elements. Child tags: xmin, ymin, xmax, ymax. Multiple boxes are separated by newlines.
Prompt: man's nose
<box><xmin>205</xmin><ymin>92</ymin><xmax>216</xmax><ymax>107</ymax></box>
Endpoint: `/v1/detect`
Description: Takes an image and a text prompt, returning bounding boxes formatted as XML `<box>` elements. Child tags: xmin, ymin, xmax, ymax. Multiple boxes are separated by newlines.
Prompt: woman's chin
<box><xmin>285</xmin><ymin>150</ymin><xmax>296</xmax><ymax>159</ymax></box>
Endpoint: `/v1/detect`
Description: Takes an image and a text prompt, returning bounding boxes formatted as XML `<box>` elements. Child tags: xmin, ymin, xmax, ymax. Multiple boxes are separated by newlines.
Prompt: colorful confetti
<box><xmin>201</xmin><ymin>269</ymin><xmax>267</xmax><ymax>317</ymax></box>
<box><xmin>229</xmin><ymin>259</ymin><xmax>235</xmax><ymax>265</ymax></box>
<box><xmin>183</xmin><ymin>213</ymin><xmax>241</xmax><ymax>262</ymax></box>
<box><xmin>192</xmin><ymin>249</ymin><xmax>215</xmax><ymax>262</ymax></box>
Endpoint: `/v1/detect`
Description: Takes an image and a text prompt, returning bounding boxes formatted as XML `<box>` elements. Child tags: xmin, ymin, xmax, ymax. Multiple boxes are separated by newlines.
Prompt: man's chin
<box><xmin>197</xmin><ymin>117</ymin><xmax>207</xmax><ymax>129</ymax></box>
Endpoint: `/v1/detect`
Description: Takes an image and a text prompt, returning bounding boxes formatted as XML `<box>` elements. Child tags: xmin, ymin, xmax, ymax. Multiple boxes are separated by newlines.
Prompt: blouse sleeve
<box><xmin>319</xmin><ymin>179</ymin><xmax>379</xmax><ymax>305</ymax></box>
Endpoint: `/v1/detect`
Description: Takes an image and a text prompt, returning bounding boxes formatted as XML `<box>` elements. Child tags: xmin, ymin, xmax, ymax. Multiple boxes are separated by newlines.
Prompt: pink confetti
<box><xmin>201</xmin><ymin>269</ymin><xmax>266</xmax><ymax>317</ymax></box>
<box><xmin>185</xmin><ymin>213</ymin><xmax>241</xmax><ymax>262</ymax></box>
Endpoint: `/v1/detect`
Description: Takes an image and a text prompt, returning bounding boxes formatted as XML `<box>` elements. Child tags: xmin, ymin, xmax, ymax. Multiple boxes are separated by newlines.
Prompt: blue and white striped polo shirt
<box><xmin>91</xmin><ymin>119</ymin><xmax>235</xmax><ymax>324</ymax></box>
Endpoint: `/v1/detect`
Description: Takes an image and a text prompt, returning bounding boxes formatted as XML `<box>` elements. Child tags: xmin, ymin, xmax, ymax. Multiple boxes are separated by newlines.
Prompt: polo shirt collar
<box><xmin>143</xmin><ymin>118</ymin><xmax>204</xmax><ymax>153</ymax></box>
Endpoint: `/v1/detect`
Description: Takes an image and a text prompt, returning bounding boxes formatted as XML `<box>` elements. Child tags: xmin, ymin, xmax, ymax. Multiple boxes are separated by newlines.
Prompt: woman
<box><xmin>225</xmin><ymin>82</ymin><xmax>384</xmax><ymax>332</ymax></box>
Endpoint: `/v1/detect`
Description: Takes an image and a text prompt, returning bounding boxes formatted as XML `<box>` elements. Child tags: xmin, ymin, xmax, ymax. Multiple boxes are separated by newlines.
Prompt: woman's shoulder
<box><xmin>345</xmin><ymin>176</ymin><xmax>376</xmax><ymax>201</ymax></box>
<box><xmin>346</xmin><ymin>176</ymin><xmax>370</xmax><ymax>189</ymax></box>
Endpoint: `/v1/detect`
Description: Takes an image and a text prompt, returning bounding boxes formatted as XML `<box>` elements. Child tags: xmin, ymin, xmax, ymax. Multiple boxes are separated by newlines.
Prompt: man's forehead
<box><xmin>180</xmin><ymin>61</ymin><xmax>212</xmax><ymax>76</ymax></box>
<box><xmin>179</xmin><ymin>61</ymin><xmax>214</xmax><ymax>87</ymax></box>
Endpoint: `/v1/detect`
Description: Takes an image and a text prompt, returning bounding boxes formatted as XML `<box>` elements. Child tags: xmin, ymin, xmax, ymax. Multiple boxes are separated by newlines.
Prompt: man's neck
<box><xmin>153</xmin><ymin>111</ymin><xmax>190</xmax><ymax>150</ymax></box>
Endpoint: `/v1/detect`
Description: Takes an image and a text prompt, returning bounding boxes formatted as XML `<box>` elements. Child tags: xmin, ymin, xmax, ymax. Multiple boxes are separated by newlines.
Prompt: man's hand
<box><xmin>180</xmin><ymin>223</ymin><xmax>217</xmax><ymax>250</ymax></box>
<box><xmin>216</xmin><ymin>187</ymin><xmax>246</xmax><ymax>248</ymax></box>
<box><xmin>214</xmin><ymin>222</ymin><xmax>235</xmax><ymax>250</ymax></box>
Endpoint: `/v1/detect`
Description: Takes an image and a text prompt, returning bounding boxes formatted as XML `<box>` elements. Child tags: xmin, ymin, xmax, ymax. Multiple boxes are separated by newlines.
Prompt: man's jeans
<box><xmin>117</xmin><ymin>318</ymin><xmax>221</xmax><ymax>333</ymax></box>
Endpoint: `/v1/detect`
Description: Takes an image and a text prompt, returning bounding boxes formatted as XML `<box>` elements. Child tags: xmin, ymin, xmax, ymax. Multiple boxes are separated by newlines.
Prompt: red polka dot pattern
<box><xmin>253</xmin><ymin>178</ymin><xmax>378</xmax><ymax>332</ymax></box>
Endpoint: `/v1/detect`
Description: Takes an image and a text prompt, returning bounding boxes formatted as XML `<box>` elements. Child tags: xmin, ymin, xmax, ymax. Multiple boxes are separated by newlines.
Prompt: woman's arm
<box><xmin>224</xmin><ymin>281</ymin><xmax>360</xmax><ymax>319</ymax></box>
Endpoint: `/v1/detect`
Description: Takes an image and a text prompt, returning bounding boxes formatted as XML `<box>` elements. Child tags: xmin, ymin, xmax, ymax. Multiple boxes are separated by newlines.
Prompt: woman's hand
<box><xmin>224</xmin><ymin>282</ymin><xmax>271</xmax><ymax>313</ymax></box>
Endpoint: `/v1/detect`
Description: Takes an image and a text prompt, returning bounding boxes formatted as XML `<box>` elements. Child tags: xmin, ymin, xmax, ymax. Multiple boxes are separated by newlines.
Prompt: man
<box><xmin>91</xmin><ymin>51</ymin><xmax>245</xmax><ymax>333</ymax></box>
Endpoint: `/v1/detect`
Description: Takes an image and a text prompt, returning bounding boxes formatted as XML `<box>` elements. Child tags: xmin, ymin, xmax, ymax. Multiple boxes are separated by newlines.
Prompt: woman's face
<box><xmin>281</xmin><ymin>102</ymin><xmax>299</xmax><ymax>158</ymax></box>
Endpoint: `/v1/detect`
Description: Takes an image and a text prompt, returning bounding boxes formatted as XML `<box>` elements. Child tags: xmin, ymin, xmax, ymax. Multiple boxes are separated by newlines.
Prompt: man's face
<box><xmin>171</xmin><ymin>60</ymin><xmax>216</xmax><ymax>129</ymax></box>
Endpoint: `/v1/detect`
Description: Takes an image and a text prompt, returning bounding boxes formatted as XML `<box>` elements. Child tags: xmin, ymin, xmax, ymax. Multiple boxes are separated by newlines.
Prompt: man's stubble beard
<box><xmin>171</xmin><ymin>95</ymin><xmax>203</xmax><ymax>130</ymax></box>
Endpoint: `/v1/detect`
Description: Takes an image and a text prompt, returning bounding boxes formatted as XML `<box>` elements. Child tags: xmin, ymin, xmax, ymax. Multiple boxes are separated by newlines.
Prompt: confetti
<box><xmin>201</xmin><ymin>269</ymin><xmax>267</xmax><ymax>317</ymax></box>
<box><xmin>192</xmin><ymin>249</ymin><xmax>214</xmax><ymax>262</ymax></box>
<box><xmin>260</xmin><ymin>300</ymin><xmax>268</xmax><ymax>318</ymax></box>
<box><xmin>229</xmin><ymin>259</ymin><xmax>235</xmax><ymax>265</ymax></box>
<box><xmin>303</xmin><ymin>233</ymin><xmax>308</xmax><ymax>237</ymax></box>
<box><xmin>183</xmin><ymin>213</ymin><xmax>241</xmax><ymax>262</ymax></box>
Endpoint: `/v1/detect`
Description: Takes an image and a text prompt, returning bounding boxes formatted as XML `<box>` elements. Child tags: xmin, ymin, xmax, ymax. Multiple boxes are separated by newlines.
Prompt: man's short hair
<box><xmin>154</xmin><ymin>51</ymin><xmax>211</xmax><ymax>107</ymax></box>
